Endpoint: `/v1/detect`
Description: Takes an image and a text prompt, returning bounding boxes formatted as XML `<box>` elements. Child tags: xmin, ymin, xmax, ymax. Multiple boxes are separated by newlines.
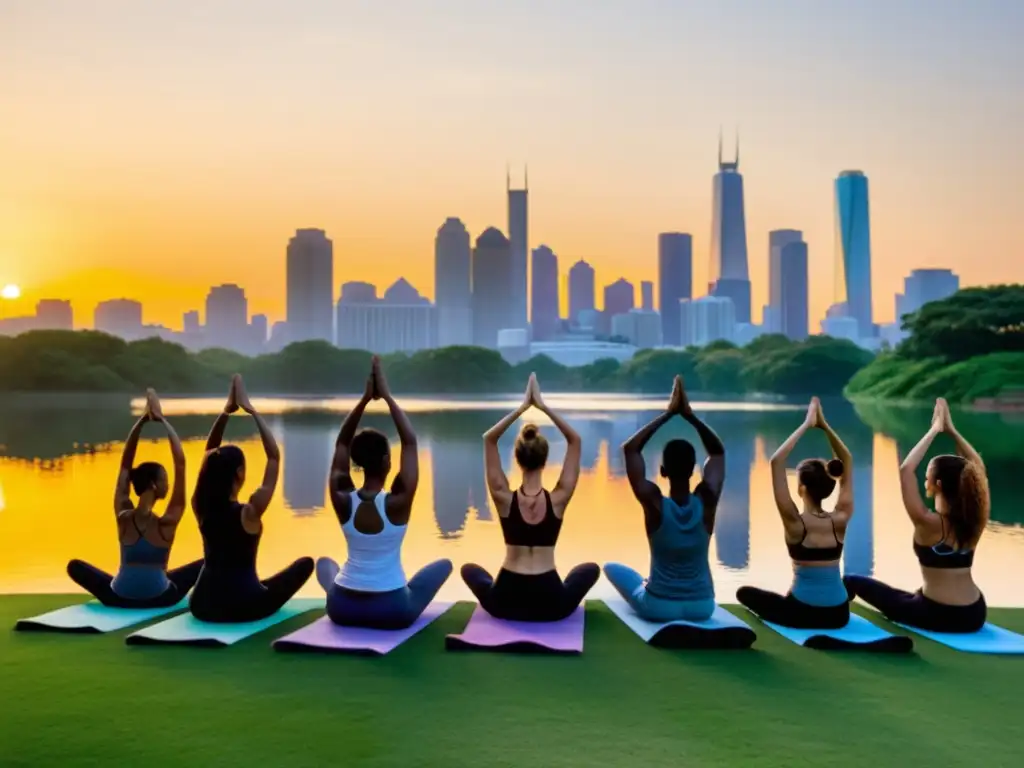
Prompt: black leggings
<box><xmin>461</xmin><ymin>563</ymin><xmax>599</xmax><ymax>622</ymax></box>
<box><xmin>844</xmin><ymin>575</ymin><xmax>987</xmax><ymax>633</ymax></box>
<box><xmin>189</xmin><ymin>557</ymin><xmax>315</xmax><ymax>624</ymax></box>
<box><xmin>67</xmin><ymin>558</ymin><xmax>204</xmax><ymax>609</ymax></box>
<box><xmin>737</xmin><ymin>586</ymin><xmax>850</xmax><ymax>630</ymax></box>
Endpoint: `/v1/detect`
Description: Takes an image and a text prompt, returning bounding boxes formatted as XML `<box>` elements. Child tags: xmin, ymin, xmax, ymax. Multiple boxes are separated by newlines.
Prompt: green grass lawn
<box><xmin>3</xmin><ymin>596</ymin><xmax>1024</xmax><ymax>768</ymax></box>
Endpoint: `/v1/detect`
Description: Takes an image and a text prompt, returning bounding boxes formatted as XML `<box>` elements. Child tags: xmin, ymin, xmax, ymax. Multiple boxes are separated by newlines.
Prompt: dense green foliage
<box><xmin>845</xmin><ymin>285</ymin><xmax>1024</xmax><ymax>404</ymax></box>
<box><xmin>0</xmin><ymin>330</ymin><xmax>872</xmax><ymax>396</ymax></box>
<box><xmin>5</xmin><ymin>595</ymin><xmax>1024</xmax><ymax>767</ymax></box>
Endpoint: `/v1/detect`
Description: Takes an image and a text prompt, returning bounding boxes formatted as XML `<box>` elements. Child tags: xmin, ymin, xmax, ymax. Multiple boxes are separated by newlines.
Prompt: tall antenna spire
<box><xmin>717</xmin><ymin>127</ymin><xmax>723</xmax><ymax>167</ymax></box>
<box><xmin>506</xmin><ymin>164</ymin><xmax>510</xmax><ymax>192</ymax></box>
<box><xmin>524</xmin><ymin>164</ymin><xmax>528</xmax><ymax>192</ymax></box>
<box><xmin>735</xmin><ymin>131</ymin><xmax>740</xmax><ymax>169</ymax></box>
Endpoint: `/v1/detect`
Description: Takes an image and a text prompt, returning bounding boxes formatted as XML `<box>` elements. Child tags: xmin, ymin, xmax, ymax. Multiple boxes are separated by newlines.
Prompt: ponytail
<box><xmin>193</xmin><ymin>445</ymin><xmax>245</xmax><ymax>519</ymax></box>
<box><xmin>952</xmin><ymin>460</ymin><xmax>990</xmax><ymax>549</ymax></box>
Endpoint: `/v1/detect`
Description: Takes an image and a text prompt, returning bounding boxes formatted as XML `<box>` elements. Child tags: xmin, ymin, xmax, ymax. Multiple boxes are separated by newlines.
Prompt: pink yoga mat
<box><xmin>272</xmin><ymin>602</ymin><xmax>453</xmax><ymax>656</ymax></box>
<box><xmin>445</xmin><ymin>605</ymin><xmax>585</xmax><ymax>654</ymax></box>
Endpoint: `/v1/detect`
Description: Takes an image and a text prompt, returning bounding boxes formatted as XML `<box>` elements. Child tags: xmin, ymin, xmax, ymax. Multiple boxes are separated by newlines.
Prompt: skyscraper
<box><xmin>603</xmin><ymin>278</ymin><xmax>635</xmax><ymax>318</ymax></box>
<box><xmin>35</xmin><ymin>299</ymin><xmax>73</xmax><ymax>330</ymax></box>
<box><xmin>434</xmin><ymin>217</ymin><xmax>473</xmax><ymax>347</ymax></box>
<box><xmin>658</xmin><ymin>232</ymin><xmax>693</xmax><ymax>345</ymax></box>
<box><xmin>471</xmin><ymin>227</ymin><xmax>513</xmax><ymax>349</ymax></box>
<box><xmin>640</xmin><ymin>281</ymin><xmax>653</xmax><ymax>311</ymax></box>
<box><xmin>679</xmin><ymin>295</ymin><xmax>736</xmax><ymax>347</ymax></box>
<box><xmin>507</xmin><ymin>169</ymin><xmax>529</xmax><ymax>330</ymax></box>
<box><xmin>568</xmin><ymin>260</ymin><xmax>595</xmax><ymax>325</ymax></box>
<box><xmin>834</xmin><ymin>170</ymin><xmax>874</xmax><ymax>338</ymax></box>
<box><xmin>530</xmin><ymin>245</ymin><xmax>559</xmax><ymax>341</ymax></box>
<box><xmin>768</xmin><ymin>230</ymin><xmax>809</xmax><ymax>341</ymax></box>
<box><xmin>896</xmin><ymin>268</ymin><xmax>960</xmax><ymax>321</ymax></box>
<box><xmin>94</xmin><ymin>299</ymin><xmax>143</xmax><ymax>339</ymax></box>
<box><xmin>205</xmin><ymin>284</ymin><xmax>248</xmax><ymax>351</ymax></box>
<box><xmin>286</xmin><ymin>228</ymin><xmax>334</xmax><ymax>345</ymax></box>
<box><xmin>708</xmin><ymin>135</ymin><xmax>751</xmax><ymax>323</ymax></box>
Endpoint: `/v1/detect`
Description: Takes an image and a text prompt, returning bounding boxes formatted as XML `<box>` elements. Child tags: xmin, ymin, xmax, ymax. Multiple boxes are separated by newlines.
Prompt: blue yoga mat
<box><xmin>755</xmin><ymin>612</ymin><xmax>914</xmax><ymax>653</ymax></box>
<box><xmin>15</xmin><ymin>599</ymin><xmax>188</xmax><ymax>634</ymax></box>
<box><xmin>890</xmin><ymin>620</ymin><xmax>1024</xmax><ymax>654</ymax></box>
<box><xmin>603</xmin><ymin>598</ymin><xmax>756</xmax><ymax>649</ymax></box>
<box><xmin>125</xmin><ymin>598</ymin><xmax>322</xmax><ymax>647</ymax></box>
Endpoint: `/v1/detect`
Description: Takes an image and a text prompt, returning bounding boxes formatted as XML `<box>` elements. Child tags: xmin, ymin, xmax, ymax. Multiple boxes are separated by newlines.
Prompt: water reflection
<box><xmin>1</xmin><ymin>396</ymin><xmax>1022</xmax><ymax>605</ymax></box>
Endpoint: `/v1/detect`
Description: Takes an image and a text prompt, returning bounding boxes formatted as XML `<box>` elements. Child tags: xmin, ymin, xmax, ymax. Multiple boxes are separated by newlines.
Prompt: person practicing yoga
<box><xmin>461</xmin><ymin>374</ymin><xmax>599</xmax><ymax>622</ymax></box>
<box><xmin>604</xmin><ymin>375</ymin><xmax>725</xmax><ymax>622</ymax></box>
<box><xmin>737</xmin><ymin>397</ymin><xmax>854</xmax><ymax>629</ymax></box>
<box><xmin>316</xmin><ymin>356</ymin><xmax>452</xmax><ymax>630</ymax></box>
<box><xmin>188</xmin><ymin>375</ymin><xmax>314</xmax><ymax>623</ymax></box>
<box><xmin>844</xmin><ymin>398</ymin><xmax>989</xmax><ymax>633</ymax></box>
<box><xmin>67</xmin><ymin>389</ymin><xmax>203</xmax><ymax>608</ymax></box>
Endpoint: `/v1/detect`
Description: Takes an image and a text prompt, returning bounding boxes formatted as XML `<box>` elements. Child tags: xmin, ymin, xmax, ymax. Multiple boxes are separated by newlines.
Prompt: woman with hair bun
<box><xmin>844</xmin><ymin>398</ymin><xmax>989</xmax><ymax>633</ymax></box>
<box><xmin>737</xmin><ymin>397</ymin><xmax>854</xmax><ymax>628</ymax></box>
<box><xmin>67</xmin><ymin>389</ymin><xmax>204</xmax><ymax>608</ymax></box>
<box><xmin>460</xmin><ymin>374</ymin><xmax>599</xmax><ymax>622</ymax></box>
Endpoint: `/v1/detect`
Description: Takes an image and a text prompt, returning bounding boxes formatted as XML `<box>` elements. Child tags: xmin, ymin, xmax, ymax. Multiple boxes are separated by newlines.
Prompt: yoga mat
<box><xmin>273</xmin><ymin>602</ymin><xmax>454</xmax><ymax>656</ymax></box>
<box><xmin>890</xmin><ymin>620</ymin><xmax>1024</xmax><ymax>655</ymax></box>
<box><xmin>15</xmin><ymin>599</ymin><xmax>188</xmax><ymax>634</ymax></box>
<box><xmin>445</xmin><ymin>604</ymin><xmax>585</xmax><ymax>655</ymax></box>
<box><xmin>602</xmin><ymin>599</ymin><xmax>756</xmax><ymax>649</ymax></box>
<box><xmin>125</xmin><ymin>598</ymin><xmax>322</xmax><ymax>648</ymax></box>
<box><xmin>753</xmin><ymin>611</ymin><xmax>914</xmax><ymax>653</ymax></box>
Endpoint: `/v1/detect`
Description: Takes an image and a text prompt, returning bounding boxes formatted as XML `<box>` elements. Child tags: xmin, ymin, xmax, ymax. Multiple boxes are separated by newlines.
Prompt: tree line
<box><xmin>0</xmin><ymin>329</ymin><xmax>873</xmax><ymax>397</ymax></box>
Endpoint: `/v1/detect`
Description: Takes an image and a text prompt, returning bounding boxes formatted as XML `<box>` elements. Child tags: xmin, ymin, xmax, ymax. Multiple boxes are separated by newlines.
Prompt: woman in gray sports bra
<box><xmin>66</xmin><ymin>389</ymin><xmax>203</xmax><ymax>608</ymax></box>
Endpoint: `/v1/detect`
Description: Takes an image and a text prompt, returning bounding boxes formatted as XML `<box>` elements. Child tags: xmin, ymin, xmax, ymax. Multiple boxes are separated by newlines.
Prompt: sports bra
<box><xmin>914</xmin><ymin>515</ymin><xmax>975</xmax><ymax>569</ymax></box>
<box><xmin>787</xmin><ymin>514</ymin><xmax>844</xmax><ymax>562</ymax></box>
<box><xmin>499</xmin><ymin>489</ymin><xmax>562</xmax><ymax>548</ymax></box>
<box><xmin>119</xmin><ymin>515</ymin><xmax>171</xmax><ymax>567</ymax></box>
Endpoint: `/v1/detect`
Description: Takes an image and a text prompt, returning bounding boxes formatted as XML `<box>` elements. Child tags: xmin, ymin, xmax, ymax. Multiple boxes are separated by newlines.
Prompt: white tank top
<box><xmin>335</xmin><ymin>491</ymin><xmax>408</xmax><ymax>592</ymax></box>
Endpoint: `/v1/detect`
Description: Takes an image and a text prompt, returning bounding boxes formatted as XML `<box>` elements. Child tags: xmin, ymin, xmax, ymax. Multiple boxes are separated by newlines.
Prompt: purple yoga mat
<box><xmin>445</xmin><ymin>605</ymin><xmax>585</xmax><ymax>654</ymax></box>
<box><xmin>272</xmin><ymin>602</ymin><xmax>453</xmax><ymax>656</ymax></box>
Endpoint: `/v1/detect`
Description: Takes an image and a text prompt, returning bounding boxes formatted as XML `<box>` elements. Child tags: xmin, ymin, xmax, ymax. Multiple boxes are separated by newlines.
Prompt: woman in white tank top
<box><xmin>316</xmin><ymin>357</ymin><xmax>453</xmax><ymax>630</ymax></box>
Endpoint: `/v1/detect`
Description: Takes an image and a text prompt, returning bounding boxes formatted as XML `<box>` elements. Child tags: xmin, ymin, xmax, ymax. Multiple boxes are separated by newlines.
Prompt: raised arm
<box><xmin>374</xmin><ymin>358</ymin><xmax>419</xmax><ymax>512</ymax></box>
<box><xmin>233</xmin><ymin>376</ymin><xmax>279</xmax><ymax>522</ymax></box>
<box><xmin>816</xmin><ymin>402</ymin><xmax>854</xmax><ymax>522</ymax></box>
<box><xmin>330</xmin><ymin>370</ymin><xmax>374</xmax><ymax>508</ymax></box>
<box><xmin>529</xmin><ymin>376</ymin><xmax>580</xmax><ymax>512</ymax></box>
<box><xmin>678</xmin><ymin>377</ymin><xmax>725</xmax><ymax>509</ymax></box>
<box><xmin>899</xmin><ymin>400</ymin><xmax>945</xmax><ymax>526</ymax></box>
<box><xmin>770</xmin><ymin>399</ymin><xmax>817</xmax><ymax>537</ymax></box>
<box><xmin>484</xmin><ymin>379</ymin><xmax>532</xmax><ymax>512</ymax></box>
<box><xmin>204</xmin><ymin>377</ymin><xmax>239</xmax><ymax>451</ymax></box>
<box><xmin>146</xmin><ymin>390</ymin><xmax>187</xmax><ymax>528</ymax></box>
<box><xmin>941</xmin><ymin>400</ymin><xmax>985</xmax><ymax>469</ymax></box>
<box><xmin>114</xmin><ymin>410</ymin><xmax>149</xmax><ymax>515</ymax></box>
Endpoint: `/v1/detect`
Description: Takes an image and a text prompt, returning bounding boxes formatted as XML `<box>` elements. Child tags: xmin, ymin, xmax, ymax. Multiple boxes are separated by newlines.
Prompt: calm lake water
<box><xmin>2</xmin><ymin>394</ymin><xmax>1023</xmax><ymax>605</ymax></box>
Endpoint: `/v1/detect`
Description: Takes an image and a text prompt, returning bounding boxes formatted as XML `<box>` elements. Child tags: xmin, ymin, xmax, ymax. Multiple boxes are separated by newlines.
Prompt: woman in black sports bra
<box><xmin>737</xmin><ymin>398</ymin><xmax>855</xmax><ymax>629</ymax></box>
<box><xmin>461</xmin><ymin>374</ymin><xmax>599</xmax><ymax>622</ymax></box>
<box><xmin>188</xmin><ymin>375</ymin><xmax>314</xmax><ymax>623</ymax></box>
<box><xmin>845</xmin><ymin>398</ymin><xmax>989</xmax><ymax>633</ymax></box>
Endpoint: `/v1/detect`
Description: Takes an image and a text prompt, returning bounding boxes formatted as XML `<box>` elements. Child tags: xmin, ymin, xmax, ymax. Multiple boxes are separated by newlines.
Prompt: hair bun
<box><xmin>826</xmin><ymin>458</ymin><xmax>844</xmax><ymax>478</ymax></box>
<box><xmin>521</xmin><ymin>424</ymin><xmax>538</xmax><ymax>440</ymax></box>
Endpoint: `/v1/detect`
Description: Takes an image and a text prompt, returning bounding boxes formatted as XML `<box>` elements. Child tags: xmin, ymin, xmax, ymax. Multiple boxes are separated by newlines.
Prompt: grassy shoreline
<box><xmin>4</xmin><ymin>595</ymin><xmax>1024</xmax><ymax>767</ymax></box>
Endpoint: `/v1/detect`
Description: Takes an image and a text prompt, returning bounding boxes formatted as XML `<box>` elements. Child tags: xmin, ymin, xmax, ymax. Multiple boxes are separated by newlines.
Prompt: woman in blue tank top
<box><xmin>67</xmin><ymin>389</ymin><xmax>204</xmax><ymax>608</ymax></box>
<box><xmin>316</xmin><ymin>357</ymin><xmax>452</xmax><ymax>630</ymax></box>
<box><xmin>736</xmin><ymin>397</ymin><xmax>854</xmax><ymax>629</ymax></box>
<box><xmin>604</xmin><ymin>376</ymin><xmax>725</xmax><ymax>622</ymax></box>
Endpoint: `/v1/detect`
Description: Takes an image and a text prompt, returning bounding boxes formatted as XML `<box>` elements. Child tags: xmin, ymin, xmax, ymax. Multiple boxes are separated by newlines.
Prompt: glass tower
<box><xmin>834</xmin><ymin>171</ymin><xmax>874</xmax><ymax>339</ymax></box>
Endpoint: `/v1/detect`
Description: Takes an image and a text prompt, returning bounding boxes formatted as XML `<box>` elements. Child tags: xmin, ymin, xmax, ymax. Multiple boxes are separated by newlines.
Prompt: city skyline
<box><xmin>1</xmin><ymin>2</ymin><xmax>1021</xmax><ymax>329</ymax></box>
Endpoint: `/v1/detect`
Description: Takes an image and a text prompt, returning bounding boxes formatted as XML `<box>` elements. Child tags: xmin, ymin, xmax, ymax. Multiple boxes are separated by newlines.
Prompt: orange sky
<box><xmin>1</xmin><ymin>2</ymin><xmax>1021</xmax><ymax>330</ymax></box>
